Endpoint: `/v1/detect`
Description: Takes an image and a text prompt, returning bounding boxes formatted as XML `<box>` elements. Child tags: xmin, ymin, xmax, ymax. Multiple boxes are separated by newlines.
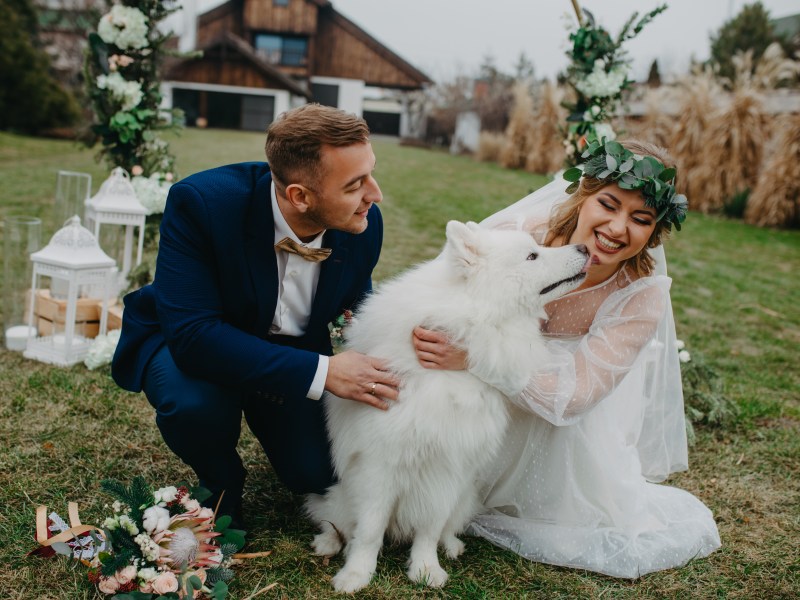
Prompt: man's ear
<box><xmin>284</xmin><ymin>183</ymin><xmax>313</xmax><ymax>213</ymax></box>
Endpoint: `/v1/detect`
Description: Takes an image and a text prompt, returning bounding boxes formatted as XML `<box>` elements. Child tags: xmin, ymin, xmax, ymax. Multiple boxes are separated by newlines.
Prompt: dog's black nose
<box><xmin>575</xmin><ymin>244</ymin><xmax>589</xmax><ymax>256</ymax></box>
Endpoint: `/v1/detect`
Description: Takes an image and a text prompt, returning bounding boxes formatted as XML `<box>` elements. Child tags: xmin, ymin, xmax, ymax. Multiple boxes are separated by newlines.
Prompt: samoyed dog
<box><xmin>307</xmin><ymin>221</ymin><xmax>589</xmax><ymax>593</ymax></box>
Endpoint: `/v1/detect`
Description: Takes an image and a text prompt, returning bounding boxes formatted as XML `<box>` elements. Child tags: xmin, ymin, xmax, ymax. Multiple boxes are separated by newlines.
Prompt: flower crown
<box><xmin>563</xmin><ymin>137</ymin><xmax>688</xmax><ymax>231</ymax></box>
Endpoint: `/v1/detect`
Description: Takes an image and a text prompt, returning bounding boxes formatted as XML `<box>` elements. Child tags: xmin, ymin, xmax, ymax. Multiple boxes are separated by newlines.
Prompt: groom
<box><xmin>111</xmin><ymin>104</ymin><xmax>400</xmax><ymax>526</ymax></box>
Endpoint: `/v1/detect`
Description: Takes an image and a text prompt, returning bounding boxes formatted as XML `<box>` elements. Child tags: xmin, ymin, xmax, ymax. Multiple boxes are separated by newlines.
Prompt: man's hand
<box><xmin>412</xmin><ymin>326</ymin><xmax>468</xmax><ymax>370</ymax></box>
<box><xmin>325</xmin><ymin>350</ymin><xmax>400</xmax><ymax>410</ymax></box>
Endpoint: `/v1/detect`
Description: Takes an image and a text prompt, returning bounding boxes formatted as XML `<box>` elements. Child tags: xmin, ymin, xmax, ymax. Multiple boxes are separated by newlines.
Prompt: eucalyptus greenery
<box><xmin>564</xmin><ymin>137</ymin><xmax>688</xmax><ymax>230</ymax></box>
<box><xmin>681</xmin><ymin>351</ymin><xmax>739</xmax><ymax>445</ymax></box>
<box><xmin>563</xmin><ymin>5</ymin><xmax>667</xmax><ymax>167</ymax></box>
<box><xmin>83</xmin><ymin>0</ymin><xmax>188</xmax><ymax>177</ymax></box>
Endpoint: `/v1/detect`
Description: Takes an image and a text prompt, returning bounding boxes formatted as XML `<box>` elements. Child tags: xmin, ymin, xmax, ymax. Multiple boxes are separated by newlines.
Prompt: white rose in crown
<box><xmin>142</xmin><ymin>505</ymin><xmax>171</xmax><ymax>534</ymax></box>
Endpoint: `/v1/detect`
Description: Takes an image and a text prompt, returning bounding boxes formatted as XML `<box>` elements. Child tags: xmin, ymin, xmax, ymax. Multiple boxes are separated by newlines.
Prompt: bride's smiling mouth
<box><xmin>594</xmin><ymin>231</ymin><xmax>625</xmax><ymax>254</ymax></box>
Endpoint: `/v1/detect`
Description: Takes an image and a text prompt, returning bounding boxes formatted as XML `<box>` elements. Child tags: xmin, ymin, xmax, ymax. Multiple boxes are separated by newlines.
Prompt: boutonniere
<box><xmin>328</xmin><ymin>309</ymin><xmax>356</xmax><ymax>353</ymax></box>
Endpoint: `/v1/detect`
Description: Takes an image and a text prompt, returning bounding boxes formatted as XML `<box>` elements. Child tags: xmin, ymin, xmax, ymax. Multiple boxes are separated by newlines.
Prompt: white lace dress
<box><xmin>468</xmin><ymin>182</ymin><xmax>721</xmax><ymax>578</ymax></box>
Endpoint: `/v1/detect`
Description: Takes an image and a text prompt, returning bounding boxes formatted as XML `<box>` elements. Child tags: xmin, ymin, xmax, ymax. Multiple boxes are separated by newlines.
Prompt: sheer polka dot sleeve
<box><xmin>513</xmin><ymin>276</ymin><xmax>670</xmax><ymax>425</ymax></box>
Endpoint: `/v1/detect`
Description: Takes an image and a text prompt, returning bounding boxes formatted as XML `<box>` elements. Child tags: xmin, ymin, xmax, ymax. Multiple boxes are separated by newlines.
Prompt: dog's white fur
<box><xmin>306</xmin><ymin>221</ymin><xmax>589</xmax><ymax>593</ymax></box>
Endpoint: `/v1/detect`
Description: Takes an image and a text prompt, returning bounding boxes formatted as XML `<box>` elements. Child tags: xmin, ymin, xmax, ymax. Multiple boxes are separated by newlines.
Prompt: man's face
<box><xmin>303</xmin><ymin>142</ymin><xmax>382</xmax><ymax>235</ymax></box>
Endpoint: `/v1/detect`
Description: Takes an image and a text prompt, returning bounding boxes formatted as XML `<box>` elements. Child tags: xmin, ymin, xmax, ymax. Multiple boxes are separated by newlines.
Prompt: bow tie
<box><xmin>274</xmin><ymin>237</ymin><xmax>332</xmax><ymax>262</ymax></box>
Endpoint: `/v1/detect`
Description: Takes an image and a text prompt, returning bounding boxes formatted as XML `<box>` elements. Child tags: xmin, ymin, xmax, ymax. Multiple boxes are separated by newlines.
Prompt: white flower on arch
<box><xmin>98</xmin><ymin>5</ymin><xmax>149</xmax><ymax>50</ymax></box>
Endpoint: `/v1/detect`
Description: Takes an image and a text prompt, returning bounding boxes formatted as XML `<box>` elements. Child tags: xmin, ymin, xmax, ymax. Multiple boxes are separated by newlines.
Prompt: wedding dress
<box><xmin>468</xmin><ymin>180</ymin><xmax>721</xmax><ymax>578</ymax></box>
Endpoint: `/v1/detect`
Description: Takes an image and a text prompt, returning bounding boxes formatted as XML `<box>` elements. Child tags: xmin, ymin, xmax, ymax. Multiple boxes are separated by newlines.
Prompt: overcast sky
<box><xmin>187</xmin><ymin>0</ymin><xmax>799</xmax><ymax>82</ymax></box>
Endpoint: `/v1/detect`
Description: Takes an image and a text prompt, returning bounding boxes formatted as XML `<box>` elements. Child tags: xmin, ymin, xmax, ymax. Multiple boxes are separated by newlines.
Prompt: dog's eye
<box><xmin>527</xmin><ymin>252</ymin><xmax>538</xmax><ymax>261</ymax></box>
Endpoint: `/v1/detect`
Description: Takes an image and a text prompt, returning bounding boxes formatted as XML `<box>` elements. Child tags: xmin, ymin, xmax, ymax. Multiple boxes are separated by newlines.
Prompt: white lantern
<box><xmin>24</xmin><ymin>216</ymin><xmax>116</xmax><ymax>366</ymax></box>
<box><xmin>84</xmin><ymin>167</ymin><xmax>147</xmax><ymax>293</ymax></box>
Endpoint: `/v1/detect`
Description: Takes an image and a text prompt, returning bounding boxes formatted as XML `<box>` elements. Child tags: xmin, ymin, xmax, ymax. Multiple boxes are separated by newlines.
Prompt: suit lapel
<box><xmin>244</xmin><ymin>168</ymin><xmax>279</xmax><ymax>338</ymax></box>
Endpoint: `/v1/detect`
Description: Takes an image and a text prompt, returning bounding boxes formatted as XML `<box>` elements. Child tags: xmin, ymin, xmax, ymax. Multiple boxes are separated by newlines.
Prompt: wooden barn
<box><xmin>164</xmin><ymin>0</ymin><xmax>432</xmax><ymax>135</ymax></box>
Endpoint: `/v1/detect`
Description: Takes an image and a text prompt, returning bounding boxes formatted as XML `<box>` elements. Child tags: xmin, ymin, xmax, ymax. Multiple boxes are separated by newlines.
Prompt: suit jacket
<box><xmin>111</xmin><ymin>162</ymin><xmax>383</xmax><ymax>398</ymax></box>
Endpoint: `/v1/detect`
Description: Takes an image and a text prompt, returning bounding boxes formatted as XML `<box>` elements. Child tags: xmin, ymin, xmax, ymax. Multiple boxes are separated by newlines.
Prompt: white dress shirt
<box><xmin>270</xmin><ymin>182</ymin><xmax>329</xmax><ymax>400</ymax></box>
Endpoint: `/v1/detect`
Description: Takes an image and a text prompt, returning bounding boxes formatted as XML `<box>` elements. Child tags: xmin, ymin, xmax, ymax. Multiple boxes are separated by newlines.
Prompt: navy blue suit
<box><xmin>112</xmin><ymin>162</ymin><xmax>382</xmax><ymax>508</ymax></box>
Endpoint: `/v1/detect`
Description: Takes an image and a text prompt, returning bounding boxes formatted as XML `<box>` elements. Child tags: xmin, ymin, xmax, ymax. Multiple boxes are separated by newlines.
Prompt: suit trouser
<box><xmin>142</xmin><ymin>344</ymin><xmax>335</xmax><ymax>511</ymax></box>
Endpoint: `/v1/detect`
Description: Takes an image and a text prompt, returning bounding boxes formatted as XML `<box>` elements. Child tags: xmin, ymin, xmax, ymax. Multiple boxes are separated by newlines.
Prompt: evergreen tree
<box><xmin>475</xmin><ymin>55</ymin><xmax>514</xmax><ymax>133</ymax></box>
<box><xmin>647</xmin><ymin>59</ymin><xmax>662</xmax><ymax>87</ymax></box>
<box><xmin>0</xmin><ymin>0</ymin><xmax>80</xmax><ymax>133</ymax></box>
<box><xmin>514</xmin><ymin>52</ymin><xmax>536</xmax><ymax>83</ymax></box>
<box><xmin>710</xmin><ymin>2</ymin><xmax>790</xmax><ymax>81</ymax></box>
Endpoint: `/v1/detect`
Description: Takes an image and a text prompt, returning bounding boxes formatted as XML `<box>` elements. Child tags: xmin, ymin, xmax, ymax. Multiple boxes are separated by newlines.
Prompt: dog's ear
<box><xmin>465</xmin><ymin>221</ymin><xmax>481</xmax><ymax>232</ymax></box>
<box><xmin>445</xmin><ymin>220</ymin><xmax>481</xmax><ymax>268</ymax></box>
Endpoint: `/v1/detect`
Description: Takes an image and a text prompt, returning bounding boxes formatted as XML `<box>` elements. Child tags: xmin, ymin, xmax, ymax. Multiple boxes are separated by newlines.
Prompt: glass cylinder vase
<box><xmin>3</xmin><ymin>216</ymin><xmax>42</xmax><ymax>350</ymax></box>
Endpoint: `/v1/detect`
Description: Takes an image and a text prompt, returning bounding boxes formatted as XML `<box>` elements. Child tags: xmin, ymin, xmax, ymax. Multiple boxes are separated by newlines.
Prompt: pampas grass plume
<box><xmin>745</xmin><ymin>113</ymin><xmax>800</xmax><ymax>227</ymax></box>
<box><xmin>669</xmin><ymin>73</ymin><xmax>722</xmax><ymax>205</ymax></box>
<box><xmin>500</xmin><ymin>81</ymin><xmax>536</xmax><ymax>170</ymax></box>
<box><xmin>681</xmin><ymin>88</ymin><xmax>767</xmax><ymax>213</ymax></box>
<box><xmin>525</xmin><ymin>82</ymin><xmax>566</xmax><ymax>174</ymax></box>
<box><xmin>476</xmin><ymin>132</ymin><xmax>506</xmax><ymax>163</ymax></box>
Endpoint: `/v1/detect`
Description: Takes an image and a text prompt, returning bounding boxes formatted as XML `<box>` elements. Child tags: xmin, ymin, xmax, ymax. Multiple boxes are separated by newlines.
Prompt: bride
<box><xmin>413</xmin><ymin>138</ymin><xmax>721</xmax><ymax>578</ymax></box>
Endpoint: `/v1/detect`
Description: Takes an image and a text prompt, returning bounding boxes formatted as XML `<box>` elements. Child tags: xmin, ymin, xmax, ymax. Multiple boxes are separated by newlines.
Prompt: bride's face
<box><xmin>570</xmin><ymin>184</ymin><xmax>657</xmax><ymax>271</ymax></box>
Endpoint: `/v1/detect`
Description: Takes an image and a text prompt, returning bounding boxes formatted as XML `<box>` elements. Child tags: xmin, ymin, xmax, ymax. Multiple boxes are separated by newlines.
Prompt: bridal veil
<box><xmin>470</xmin><ymin>180</ymin><xmax>721</xmax><ymax>577</ymax></box>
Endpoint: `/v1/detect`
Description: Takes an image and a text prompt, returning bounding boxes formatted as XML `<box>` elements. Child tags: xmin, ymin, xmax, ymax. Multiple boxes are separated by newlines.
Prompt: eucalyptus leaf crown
<box><xmin>563</xmin><ymin>137</ymin><xmax>688</xmax><ymax>231</ymax></box>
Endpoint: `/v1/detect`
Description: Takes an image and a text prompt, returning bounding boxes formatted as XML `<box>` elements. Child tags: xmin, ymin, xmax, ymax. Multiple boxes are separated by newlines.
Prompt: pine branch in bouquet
<box><xmin>101</xmin><ymin>476</ymin><xmax>153</xmax><ymax>522</ymax></box>
<box><xmin>99</xmin><ymin>547</ymin><xmax>136</xmax><ymax>578</ymax></box>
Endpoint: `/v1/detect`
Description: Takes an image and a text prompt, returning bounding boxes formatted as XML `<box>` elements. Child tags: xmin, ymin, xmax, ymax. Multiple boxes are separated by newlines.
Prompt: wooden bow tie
<box><xmin>274</xmin><ymin>237</ymin><xmax>332</xmax><ymax>262</ymax></box>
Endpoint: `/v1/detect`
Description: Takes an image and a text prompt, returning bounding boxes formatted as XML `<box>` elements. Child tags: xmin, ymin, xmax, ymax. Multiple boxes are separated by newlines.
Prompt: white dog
<box><xmin>306</xmin><ymin>221</ymin><xmax>589</xmax><ymax>593</ymax></box>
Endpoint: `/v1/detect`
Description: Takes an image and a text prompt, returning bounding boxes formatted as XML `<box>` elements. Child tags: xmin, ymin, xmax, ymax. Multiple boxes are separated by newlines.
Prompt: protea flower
<box><xmin>153</xmin><ymin>512</ymin><xmax>223</xmax><ymax>571</ymax></box>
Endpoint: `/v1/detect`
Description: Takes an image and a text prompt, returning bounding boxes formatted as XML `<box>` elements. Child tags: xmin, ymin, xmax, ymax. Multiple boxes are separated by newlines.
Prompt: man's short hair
<box><xmin>265</xmin><ymin>103</ymin><xmax>370</xmax><ymax>192</ymax></box>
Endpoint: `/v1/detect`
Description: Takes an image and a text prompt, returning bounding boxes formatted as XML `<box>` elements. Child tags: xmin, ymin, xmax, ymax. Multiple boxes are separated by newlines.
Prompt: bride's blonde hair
<box><xmin>544</xmin><ymin>139</ymin><xmax>677</xmax><ymax>279</ymax></box>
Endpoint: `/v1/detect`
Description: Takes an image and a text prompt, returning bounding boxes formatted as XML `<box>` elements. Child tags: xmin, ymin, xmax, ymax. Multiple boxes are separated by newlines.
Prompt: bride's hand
<box><xmin>412</xmin><ymin>326</ymin><xmax>468</xmax><ymax>370</ymax></box>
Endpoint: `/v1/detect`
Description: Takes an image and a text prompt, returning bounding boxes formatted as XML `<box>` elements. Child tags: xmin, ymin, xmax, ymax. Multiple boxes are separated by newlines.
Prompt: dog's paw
<box><xmin>441</xmin><ymin>534</ymin><xmax>465</xmax><ymax>559</ymax></box>
<box><xmin>332</xmin><ymin>567</ymin><xmax>372</xmax><ymax>594</ymax></box>
<box><xmin>312</xmin><ymin>531</ymin><xmax>343</xmax><ymax>557</ymax></box>
<box><xmin>407</xmin><ymin>562</ymin><xmax>449</xmax><ymax>588</ymax></box>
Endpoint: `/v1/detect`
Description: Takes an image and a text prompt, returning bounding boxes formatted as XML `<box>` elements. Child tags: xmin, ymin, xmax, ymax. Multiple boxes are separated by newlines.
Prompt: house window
<box><xmin>255</xmin><ymin>34</ymin><xmax>308</xmax><ymax>66</ymax></box>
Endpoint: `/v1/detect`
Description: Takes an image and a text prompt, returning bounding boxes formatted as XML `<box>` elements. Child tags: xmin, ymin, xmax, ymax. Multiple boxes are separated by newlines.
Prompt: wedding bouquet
<box><xmin>87</xmin><ymin>477</ymin><xmax>244</xmax><ymax>599</ymax></box>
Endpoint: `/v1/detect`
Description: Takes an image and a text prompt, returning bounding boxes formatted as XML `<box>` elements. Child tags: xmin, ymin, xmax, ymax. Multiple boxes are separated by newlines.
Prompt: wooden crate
<box><xmin>36</xmin><ymin>316</ymin><xmax>99</xmax><ymax>338</ymax></box>
<box><xmin>106</xmin><ymin>303</ymin><xmax>124</xmax><ymax>331</ymax></box>
<box><xmin>31</xmin><ymin>289</ymin><xmax>117</xmax><ymax>339</ymax></box>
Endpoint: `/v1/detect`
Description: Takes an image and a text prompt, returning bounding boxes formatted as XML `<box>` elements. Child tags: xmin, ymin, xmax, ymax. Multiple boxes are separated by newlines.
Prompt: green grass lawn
<box><xmin>0</xmin><ymin>129</ymin><xmax>798</xmax><ymax>599</ymax></box>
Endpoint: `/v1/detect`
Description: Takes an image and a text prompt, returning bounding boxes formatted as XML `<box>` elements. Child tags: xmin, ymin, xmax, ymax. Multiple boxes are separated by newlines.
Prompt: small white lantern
<box><xmin>84</xmin><ymin>167</ymin><xmax>147</xmax><ymax>293</ymax></box>
<box><xmin>24</xmin><ymin>216</ymin><xmax>116</xmax><ymax>367</ymax></box>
